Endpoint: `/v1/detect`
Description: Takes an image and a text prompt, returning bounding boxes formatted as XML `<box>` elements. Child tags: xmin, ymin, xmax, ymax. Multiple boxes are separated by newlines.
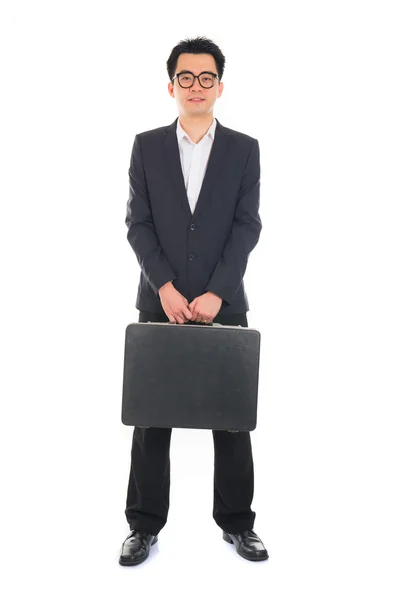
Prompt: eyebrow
<box><xmin>178</xmin><ymin>70</ymin><xmax>214</xmax><ymax>74</ymax></box>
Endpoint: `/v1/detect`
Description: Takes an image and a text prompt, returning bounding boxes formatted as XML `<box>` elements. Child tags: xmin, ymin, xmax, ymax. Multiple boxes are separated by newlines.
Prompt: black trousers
<box><xmin>124</xmin><ymin>310</ymin><xmax>256</xmax><ymax>535</ymax></box>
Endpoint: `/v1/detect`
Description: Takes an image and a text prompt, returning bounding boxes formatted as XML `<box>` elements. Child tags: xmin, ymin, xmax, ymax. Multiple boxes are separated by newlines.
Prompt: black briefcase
<box><xmin>121</xmin><ymin>322</ymin><xmax>261</xmax><ymax>431</ymax></box>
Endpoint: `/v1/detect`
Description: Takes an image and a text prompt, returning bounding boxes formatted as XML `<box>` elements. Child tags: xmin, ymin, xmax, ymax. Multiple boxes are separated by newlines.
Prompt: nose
<box><xmin>188</xmin><ymin>75</ymin><xmax>205</xmax><ymax>91</ymax></box>
<box><xmin>189</xmin><ymin>80</ymin><xmax>202</xmax><ymax>92</ymax></box>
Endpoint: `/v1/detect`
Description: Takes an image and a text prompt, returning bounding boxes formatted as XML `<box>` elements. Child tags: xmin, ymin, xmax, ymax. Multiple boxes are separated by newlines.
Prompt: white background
<box><xmin>1</xmin><ymin>1</ymin><xmax>399</xmax><ymax>598</ymax></box>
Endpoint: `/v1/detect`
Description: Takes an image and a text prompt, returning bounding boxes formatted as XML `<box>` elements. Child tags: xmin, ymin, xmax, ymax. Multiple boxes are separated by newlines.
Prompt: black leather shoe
<box><xmin>119</xmin><ymin>530</ymin><xmax>158</xmax><ymax>566</ymax></box>
<box><xmin>223</xmin><ymin>529</ymin><xmax>269</xmax><ymax>561</ymax></box>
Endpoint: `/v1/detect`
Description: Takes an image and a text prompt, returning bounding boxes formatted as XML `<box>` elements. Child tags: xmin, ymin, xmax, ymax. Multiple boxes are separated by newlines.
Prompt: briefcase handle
<box><xmin>162</xmin><ymin>322</ymin><xmax>244</xmax><ymax>328</ymax></box>
<box><xmin>148</xmin><ymin>322</ymin><xmax>242</xmax><ymax>328</ymax></box>
<box><xmin>163</xmin><ymin>321</ymin><xmax>214</xmax><ymax>326</ymax></box>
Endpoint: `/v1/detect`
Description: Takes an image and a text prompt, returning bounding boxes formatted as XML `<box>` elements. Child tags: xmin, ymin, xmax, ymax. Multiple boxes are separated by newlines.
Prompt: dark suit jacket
<box><xmin>125</xmin><ymin>116</ymin><xmax>262</xmax><ymax>315</ymax></box>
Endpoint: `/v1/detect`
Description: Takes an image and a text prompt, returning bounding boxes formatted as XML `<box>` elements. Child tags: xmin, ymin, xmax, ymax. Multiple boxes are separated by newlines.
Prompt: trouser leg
<box><xmin>124</xmin><ymin>310</ymin><xmax>172</xmax><ymax>536</ymax></box>
<box><xmin>125</xmin><ymin>425</ymin><xmax>172</xmax><ymax>536</ymax></box>
<box><xmin>212</xmin><ymin>429</ymin><xmax>256</xmax><ymax>533</ymax></box>
<box><xmin>211</xmin><ymin>311</ymin><xmax>256</xmax><ymax>533</ymax></box>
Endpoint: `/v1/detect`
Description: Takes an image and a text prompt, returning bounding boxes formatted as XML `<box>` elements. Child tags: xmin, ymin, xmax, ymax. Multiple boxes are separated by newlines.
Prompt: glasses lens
<box><xmin>199</xmin><ymin>73</ymin><xmax>215</xmax><ymax>88</ymax></box>
<box><xmin>178</xmin><ymin>73</ymin><xmax>194</xmax><ymax>87</ymax></box>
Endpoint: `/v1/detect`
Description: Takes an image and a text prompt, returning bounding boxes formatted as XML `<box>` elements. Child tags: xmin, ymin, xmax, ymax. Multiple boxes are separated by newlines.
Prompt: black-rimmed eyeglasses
<box><xmin>171</xmin><ymin>71</ymin><xmax>220</xmax><ymax>89</ymax></box>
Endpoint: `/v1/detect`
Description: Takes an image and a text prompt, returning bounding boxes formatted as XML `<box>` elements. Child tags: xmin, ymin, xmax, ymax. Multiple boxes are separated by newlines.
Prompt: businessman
<box><xmin>119</xmin><ymin>36</ymin><xmax>268</xmax><ymax>566</ymax></box>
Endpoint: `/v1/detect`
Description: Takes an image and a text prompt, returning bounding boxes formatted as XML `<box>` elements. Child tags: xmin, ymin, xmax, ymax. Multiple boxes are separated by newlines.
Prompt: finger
<box><xmin>167</xmin><ymin>313</ymin><xmax>176</xmax><ymax>323</ymax></box>
<box><xmin>191</xmin><ymin>301</ymin><xmax>200</xmax><ymax>320</ymax></box>
<box><xmin>174</xmin><ymin>313</ymin><xmax>185</xmax><ymax>324</ymax></box>
<box><xmin>179</xmin><ymin>310</ymin><xmax>189</xmax><ymax>322</ymax></box>
<box><xmin>183</xmin><ymin>305</ymin><xmax>193</xmax><ymax>320</ymax></box>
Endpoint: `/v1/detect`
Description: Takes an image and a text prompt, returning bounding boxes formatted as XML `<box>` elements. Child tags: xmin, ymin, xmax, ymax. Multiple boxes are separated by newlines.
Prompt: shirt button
<box><xmin>189</xmin><ymin>254</ymin><xmax>195</xmax><ymax>260</ymax></box>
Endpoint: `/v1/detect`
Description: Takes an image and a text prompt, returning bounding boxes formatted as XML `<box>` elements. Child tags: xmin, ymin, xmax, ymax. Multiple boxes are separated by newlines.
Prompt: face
<box><xmin>168</xmin><ymin>53</ymin><xmax>224</xmax><ymax>118</ymax></box>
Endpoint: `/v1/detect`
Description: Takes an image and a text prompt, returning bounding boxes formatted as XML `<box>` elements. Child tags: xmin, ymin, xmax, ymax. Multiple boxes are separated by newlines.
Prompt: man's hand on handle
<box><xmin>159</xmin><ymin>281</ymin><xmax>192</xmax><ymax>324</ymax></box>
<box><xmin>189</xmin><ymin>292</ymin><xmax>223</xmax><ymax>324</ymax></box>
<box><xmin>159</xmin><ymin>283</ymin><xmax>223</xmax><ymax>325</ymax></box>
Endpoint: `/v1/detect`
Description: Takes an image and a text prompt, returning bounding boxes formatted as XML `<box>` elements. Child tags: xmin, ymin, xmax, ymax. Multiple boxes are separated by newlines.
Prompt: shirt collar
<box><xmin>176</xmin><ymin>117</ymin><xmax>217</xmax><ymax>144</ymax></box>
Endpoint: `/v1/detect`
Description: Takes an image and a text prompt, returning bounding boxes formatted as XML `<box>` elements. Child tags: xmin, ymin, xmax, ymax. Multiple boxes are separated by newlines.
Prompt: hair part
<box><xmin>166</xmin><ymin>36</ymin><xmax>226</xmax><ymax>83</ymax></box>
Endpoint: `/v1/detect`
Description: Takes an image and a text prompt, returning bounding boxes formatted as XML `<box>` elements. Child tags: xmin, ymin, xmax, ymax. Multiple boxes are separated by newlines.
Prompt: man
<box><xmin>119</xmin><ymin>36</ymin><xmax>268</xmax><ymax>566</ymax></box>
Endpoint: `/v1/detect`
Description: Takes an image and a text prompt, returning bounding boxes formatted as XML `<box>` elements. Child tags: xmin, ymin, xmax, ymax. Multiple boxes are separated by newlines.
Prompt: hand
<box><xmin>159</xmin><ymin>282</ymin><xmax>192</xmax><ymax>324</ymax></box>
<box><xmin>188</xmin><ymin>292</ymin><xmax>223</xmax><ymax>323</ymax></box>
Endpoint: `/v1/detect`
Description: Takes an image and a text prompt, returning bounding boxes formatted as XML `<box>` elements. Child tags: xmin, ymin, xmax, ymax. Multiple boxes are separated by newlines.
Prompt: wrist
<box><xmin>159</xmin><ymin>280</ymin><xmax>174</xmax><ymax>293</ymax></box>
<box><xmin>208</xmin><ymin>291</ymin><xmax>222</xmax><ymax>301</ymax></box>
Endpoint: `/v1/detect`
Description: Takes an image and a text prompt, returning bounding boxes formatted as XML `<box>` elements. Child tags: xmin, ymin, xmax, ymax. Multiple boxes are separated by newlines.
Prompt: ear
<box><xmin>168</xmin><ymin>82</ymin><xmax>175</xmax><ymax>98</ymax></box>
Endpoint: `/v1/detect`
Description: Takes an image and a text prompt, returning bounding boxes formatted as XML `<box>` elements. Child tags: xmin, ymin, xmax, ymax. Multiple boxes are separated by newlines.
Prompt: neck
<box><xmin>178</xmin><ymin>114</ymin><xmax>215</xmax><ymax>144</ymax></box>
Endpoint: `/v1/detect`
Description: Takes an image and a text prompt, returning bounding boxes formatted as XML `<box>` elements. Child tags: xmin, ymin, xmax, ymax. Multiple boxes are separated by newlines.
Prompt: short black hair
<box><xmin>166</xmin><ymin>36</ymin><xmax>226</xmax><ymax>83</ymax></box>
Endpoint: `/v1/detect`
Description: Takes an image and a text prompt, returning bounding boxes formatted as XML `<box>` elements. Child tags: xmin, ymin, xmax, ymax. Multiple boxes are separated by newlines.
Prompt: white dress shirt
<box><xmin>176</xmin><ymin>117</ymin><xmax>217</xmax><ymax>214</ymax></box>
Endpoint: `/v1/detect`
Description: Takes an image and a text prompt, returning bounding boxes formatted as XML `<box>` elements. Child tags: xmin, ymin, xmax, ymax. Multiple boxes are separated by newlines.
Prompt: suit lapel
<box><xmin>162</xmin><ymin>117</ymin><xmax>232</xmax><ymax>220</ymax></box>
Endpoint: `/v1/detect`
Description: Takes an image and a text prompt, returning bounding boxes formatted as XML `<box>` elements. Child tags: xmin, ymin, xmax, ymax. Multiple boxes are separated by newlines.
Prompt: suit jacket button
<box><xmin>189</xmin><ymin>254</ymin><xmax>195</xmax><ymax>260</ymax></box>
<box><xmin>190</xmin><ymin>224</ymin><xmax>195</xmax><ymax>230</ymax></box>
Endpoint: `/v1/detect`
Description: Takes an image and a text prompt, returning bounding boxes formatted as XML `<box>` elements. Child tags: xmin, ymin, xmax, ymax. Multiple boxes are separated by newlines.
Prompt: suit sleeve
<box><xmin>205</xmin><ymin>138</ymin><xmax>262</xmax><ymax>305</ymax></box>
<box><xmin>125</xmin><ymin>134</ymin><xmax>177</xmax><ymax>295</ymax></box>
